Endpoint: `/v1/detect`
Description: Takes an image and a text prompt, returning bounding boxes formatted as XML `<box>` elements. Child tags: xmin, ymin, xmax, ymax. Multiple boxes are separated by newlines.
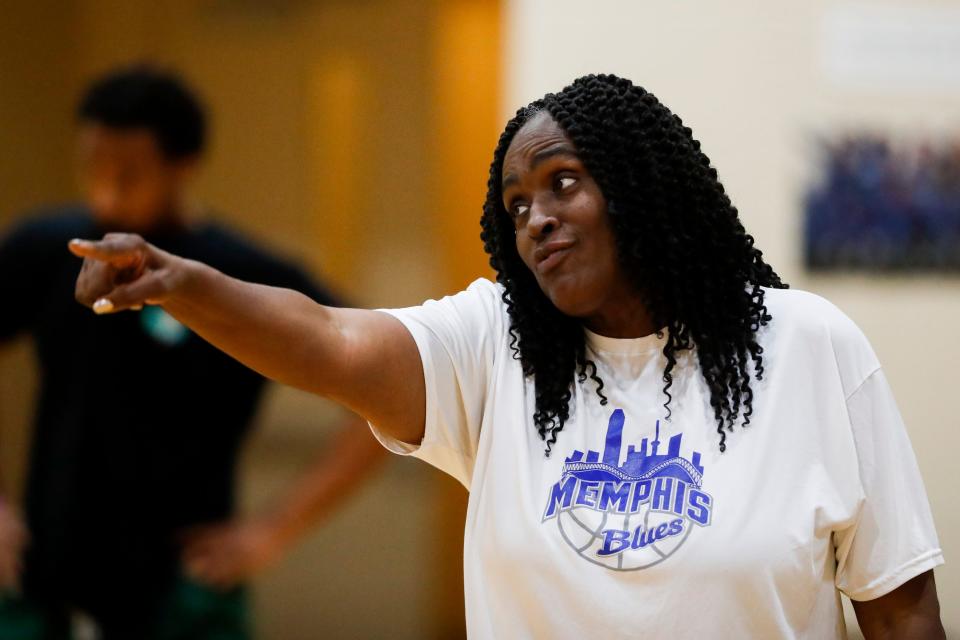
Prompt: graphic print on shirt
<box><xmin>140</xmin><ymin>305</ymin><xmax>191</xmax><ymax>347</ymax></box>
<box><xmin>542</xmin><ymin>409</ymin><xmax>714</xmax><ymax>570</ymax></box>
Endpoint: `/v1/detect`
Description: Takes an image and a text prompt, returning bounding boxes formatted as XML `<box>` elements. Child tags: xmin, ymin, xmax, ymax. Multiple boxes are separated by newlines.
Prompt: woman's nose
<box><xmin>526</xmin><ymin>204</ymin><xmax>559</xmax><ymax>239</ymax></box>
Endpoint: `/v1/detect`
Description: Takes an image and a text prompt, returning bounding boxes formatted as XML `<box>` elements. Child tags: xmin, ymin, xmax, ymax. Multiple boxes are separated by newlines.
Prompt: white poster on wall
<box><xmin>821</xmin><ymin>3</ymin><xmax>960</xmax><ymax>91</ymax></box>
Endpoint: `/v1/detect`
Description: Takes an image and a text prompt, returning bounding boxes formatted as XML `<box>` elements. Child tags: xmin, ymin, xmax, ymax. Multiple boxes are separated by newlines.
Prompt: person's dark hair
<box><xmin>77</xmin><ymin>64</ymin><xmax>206</xmax><ymax>160</ymax></box>
<box><xmin>480</xmin><ymin>74</ymin><xmax>788</xmax><ymax>455</ymax></box>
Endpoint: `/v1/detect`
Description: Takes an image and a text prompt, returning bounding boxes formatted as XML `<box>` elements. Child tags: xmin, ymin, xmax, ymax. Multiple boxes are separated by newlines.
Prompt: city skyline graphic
<box><xmin>562</xmin><ymin>409</ymin><xmax>704</xmax><ymax>488</ymax></box>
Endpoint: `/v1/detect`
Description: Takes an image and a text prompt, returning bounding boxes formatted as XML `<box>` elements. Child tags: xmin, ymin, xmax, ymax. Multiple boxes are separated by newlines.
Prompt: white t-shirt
<box><xmin>371</xmin><ymin>278</ymin><xmax>943</xmax><ymax>639</ymax></box>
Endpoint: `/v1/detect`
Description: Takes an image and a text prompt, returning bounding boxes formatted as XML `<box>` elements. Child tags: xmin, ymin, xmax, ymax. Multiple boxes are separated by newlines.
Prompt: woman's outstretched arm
<box><xmin>68</xmin><ymin>233</ymin><xmax>425</xmax><ymax>445</ymax></box>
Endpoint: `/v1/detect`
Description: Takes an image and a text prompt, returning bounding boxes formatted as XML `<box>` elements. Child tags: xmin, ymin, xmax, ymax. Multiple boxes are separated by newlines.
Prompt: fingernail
<box><xmin>70</xmin><ymin>239</ymin><xmax>91</xmax><ymax>247</ymax></box>
<box><xmin>93</xmin><ymin>298</ymin><xmax>114</xmax><ymax>314</ymax></box>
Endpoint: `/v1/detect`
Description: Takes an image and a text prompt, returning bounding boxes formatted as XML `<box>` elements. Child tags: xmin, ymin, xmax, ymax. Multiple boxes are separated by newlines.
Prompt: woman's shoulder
<box><xmin>463</xmin><ymin>276</ymin><xmax>505</xmax><ymax>297</ymax></box>
<box><xmin>760</xmin><ymin>286</ymin><xmax>880</xmax><ymax>395</ymax></box>
<box><xmin>452</xmin><ymin>277</ymin><xmax>509</xmax><ymax>316</ymax></box>
<box><xmin>762</xmin><ymin>286</ymin><xmax>861</xmax><ymax>332</ymax></box>
<box><xmin>386</xmin><ymin>277</ymin><xmax>509</xmax><ymax>344</ymax></box>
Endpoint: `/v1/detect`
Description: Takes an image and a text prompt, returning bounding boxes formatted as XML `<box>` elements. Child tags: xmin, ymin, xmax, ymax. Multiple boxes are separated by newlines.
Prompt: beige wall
<box><xmin>504</xmin><ymin>0</ymin><xmax>959</xmax><ymax>635</ymax></box>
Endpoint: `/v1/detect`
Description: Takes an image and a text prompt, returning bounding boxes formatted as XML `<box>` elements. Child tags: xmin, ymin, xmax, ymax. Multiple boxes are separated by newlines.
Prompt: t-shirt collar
<box><xmin>583</xmin><ymin>325</ymin><xmax>668</xmax><ymax>355</ymax></box>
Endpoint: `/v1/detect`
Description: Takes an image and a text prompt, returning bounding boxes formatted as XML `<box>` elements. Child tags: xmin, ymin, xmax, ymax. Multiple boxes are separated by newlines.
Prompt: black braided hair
<box><xmin>480</xmin><ymin>74</ymin><xmax>787</xmax><ymax>455</ymax></box>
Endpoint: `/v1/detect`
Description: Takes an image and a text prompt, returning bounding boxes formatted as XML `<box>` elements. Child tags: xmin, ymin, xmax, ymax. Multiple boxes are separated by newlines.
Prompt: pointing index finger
<box><xmin>68</xmin><ymin>236</ymin><xmax>146</xmax><ymax>267</ymax></box>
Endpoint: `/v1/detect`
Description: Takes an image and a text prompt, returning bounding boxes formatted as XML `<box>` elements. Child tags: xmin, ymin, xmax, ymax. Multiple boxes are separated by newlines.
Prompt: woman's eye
<box><xmin>556</xmin><ymin>176</ymin><xmax>577</xmax><ymax>191</ymax></box>
<box><xmin>511</xmin><ymin>203</ymin><xmax>530</xmax><ymax>218</ymax></box>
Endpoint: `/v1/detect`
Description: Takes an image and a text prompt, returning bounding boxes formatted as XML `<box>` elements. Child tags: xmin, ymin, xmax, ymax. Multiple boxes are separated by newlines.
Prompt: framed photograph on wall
<box><xmin>804</xmin><ymin>134</ymin><xmax>960</xmax><ymax>272</ymax></box>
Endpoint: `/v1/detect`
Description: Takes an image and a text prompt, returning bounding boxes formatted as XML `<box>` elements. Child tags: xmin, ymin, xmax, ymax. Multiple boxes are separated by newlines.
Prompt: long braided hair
<box><xmin>480</xmin><ymin>74</ymin><xmax>787</xmax><ymax>455</ymax></box>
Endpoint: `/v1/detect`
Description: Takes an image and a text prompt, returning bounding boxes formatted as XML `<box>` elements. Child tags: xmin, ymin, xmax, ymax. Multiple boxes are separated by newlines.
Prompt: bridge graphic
<box><xmin>562</xmin><ymin>411</ymin><xmax>705</xmax><ymax>488</ymax></box>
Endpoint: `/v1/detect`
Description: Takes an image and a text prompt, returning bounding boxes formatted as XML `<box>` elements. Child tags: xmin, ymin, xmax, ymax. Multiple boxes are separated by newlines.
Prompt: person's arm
<box><xmin>851</xmin><ymin>570</ymin><xmax>945</xmax><ymax>639</ymax></box>
<box><xmin>69</xmin><ymin>233</ymin><xmax>425</xmax><ymax>445</ymax></box>
<box><xmin>0</xmin><ymin>219</ymin><xmax>49</xmax><ymax>593</ymax></box>
<box><xmin>0</xmin><ymin>498</ymin><xmax>28</xmax><ymax>593</ymax></box>
<box><xmin>180</xmin><ymin>412</ymin><xmax>387</xmax><ymax>589</ymax></box>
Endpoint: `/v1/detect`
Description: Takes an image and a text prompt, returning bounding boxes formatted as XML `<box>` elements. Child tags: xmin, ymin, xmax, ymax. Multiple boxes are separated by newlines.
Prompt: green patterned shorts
<box><xmin>0</xmin><ymin>575</ymin><xmax>250</xmax><ymax>640</ymax></box>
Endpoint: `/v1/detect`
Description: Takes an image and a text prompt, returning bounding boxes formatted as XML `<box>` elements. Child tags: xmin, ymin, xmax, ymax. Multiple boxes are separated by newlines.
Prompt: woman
<box><xmin>69</xmin><ymin>74</ymin><xmax>944</xmax><ymax>638</ymax></box>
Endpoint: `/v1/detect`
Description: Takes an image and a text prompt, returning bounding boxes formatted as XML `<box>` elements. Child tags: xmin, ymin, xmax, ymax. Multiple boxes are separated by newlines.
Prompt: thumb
<box><xmin>93</xmin><ymin>270</ymin><xmax>172</xmax><ymax>314</ymax></box>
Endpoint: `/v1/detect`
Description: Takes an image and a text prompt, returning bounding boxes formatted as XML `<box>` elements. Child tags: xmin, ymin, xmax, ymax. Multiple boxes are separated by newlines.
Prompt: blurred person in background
<box><xmin>0</xmin><ymin>65</ymin><xmax>385</xmax><ymax>639</ymax></box>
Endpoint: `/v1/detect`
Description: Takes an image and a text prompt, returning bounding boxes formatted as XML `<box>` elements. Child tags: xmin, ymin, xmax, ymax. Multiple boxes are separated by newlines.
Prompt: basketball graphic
<box><xmin>543</xmin><ymin>410</ymin><xmax>713</xmax><ymax>571</ymax></box>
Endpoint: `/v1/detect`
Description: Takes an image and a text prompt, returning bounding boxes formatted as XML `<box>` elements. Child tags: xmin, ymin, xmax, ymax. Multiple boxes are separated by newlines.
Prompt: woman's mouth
<box><xmin>535</xmin><ymin>240</ymin><xmax>575</xmax><ymax>275</ymax></box>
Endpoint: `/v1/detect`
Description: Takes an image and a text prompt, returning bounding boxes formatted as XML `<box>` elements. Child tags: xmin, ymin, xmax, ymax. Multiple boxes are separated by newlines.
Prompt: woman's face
<box><xmin>501</xmin><ymin>112</ymin><xmax>642</xmax><ymax>334</ymax></box>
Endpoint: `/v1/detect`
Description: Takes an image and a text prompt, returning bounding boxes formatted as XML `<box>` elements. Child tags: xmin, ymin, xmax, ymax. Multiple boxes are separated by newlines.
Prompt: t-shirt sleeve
<box><xmin>833</xmin><ymin>367</ymin><xmax>944</xmax><ymax>601</ymax></box>
<box><xmin>368</xmin><ymin>278</ymin><xmax>506</xmax><ymax>488</ymax></box>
